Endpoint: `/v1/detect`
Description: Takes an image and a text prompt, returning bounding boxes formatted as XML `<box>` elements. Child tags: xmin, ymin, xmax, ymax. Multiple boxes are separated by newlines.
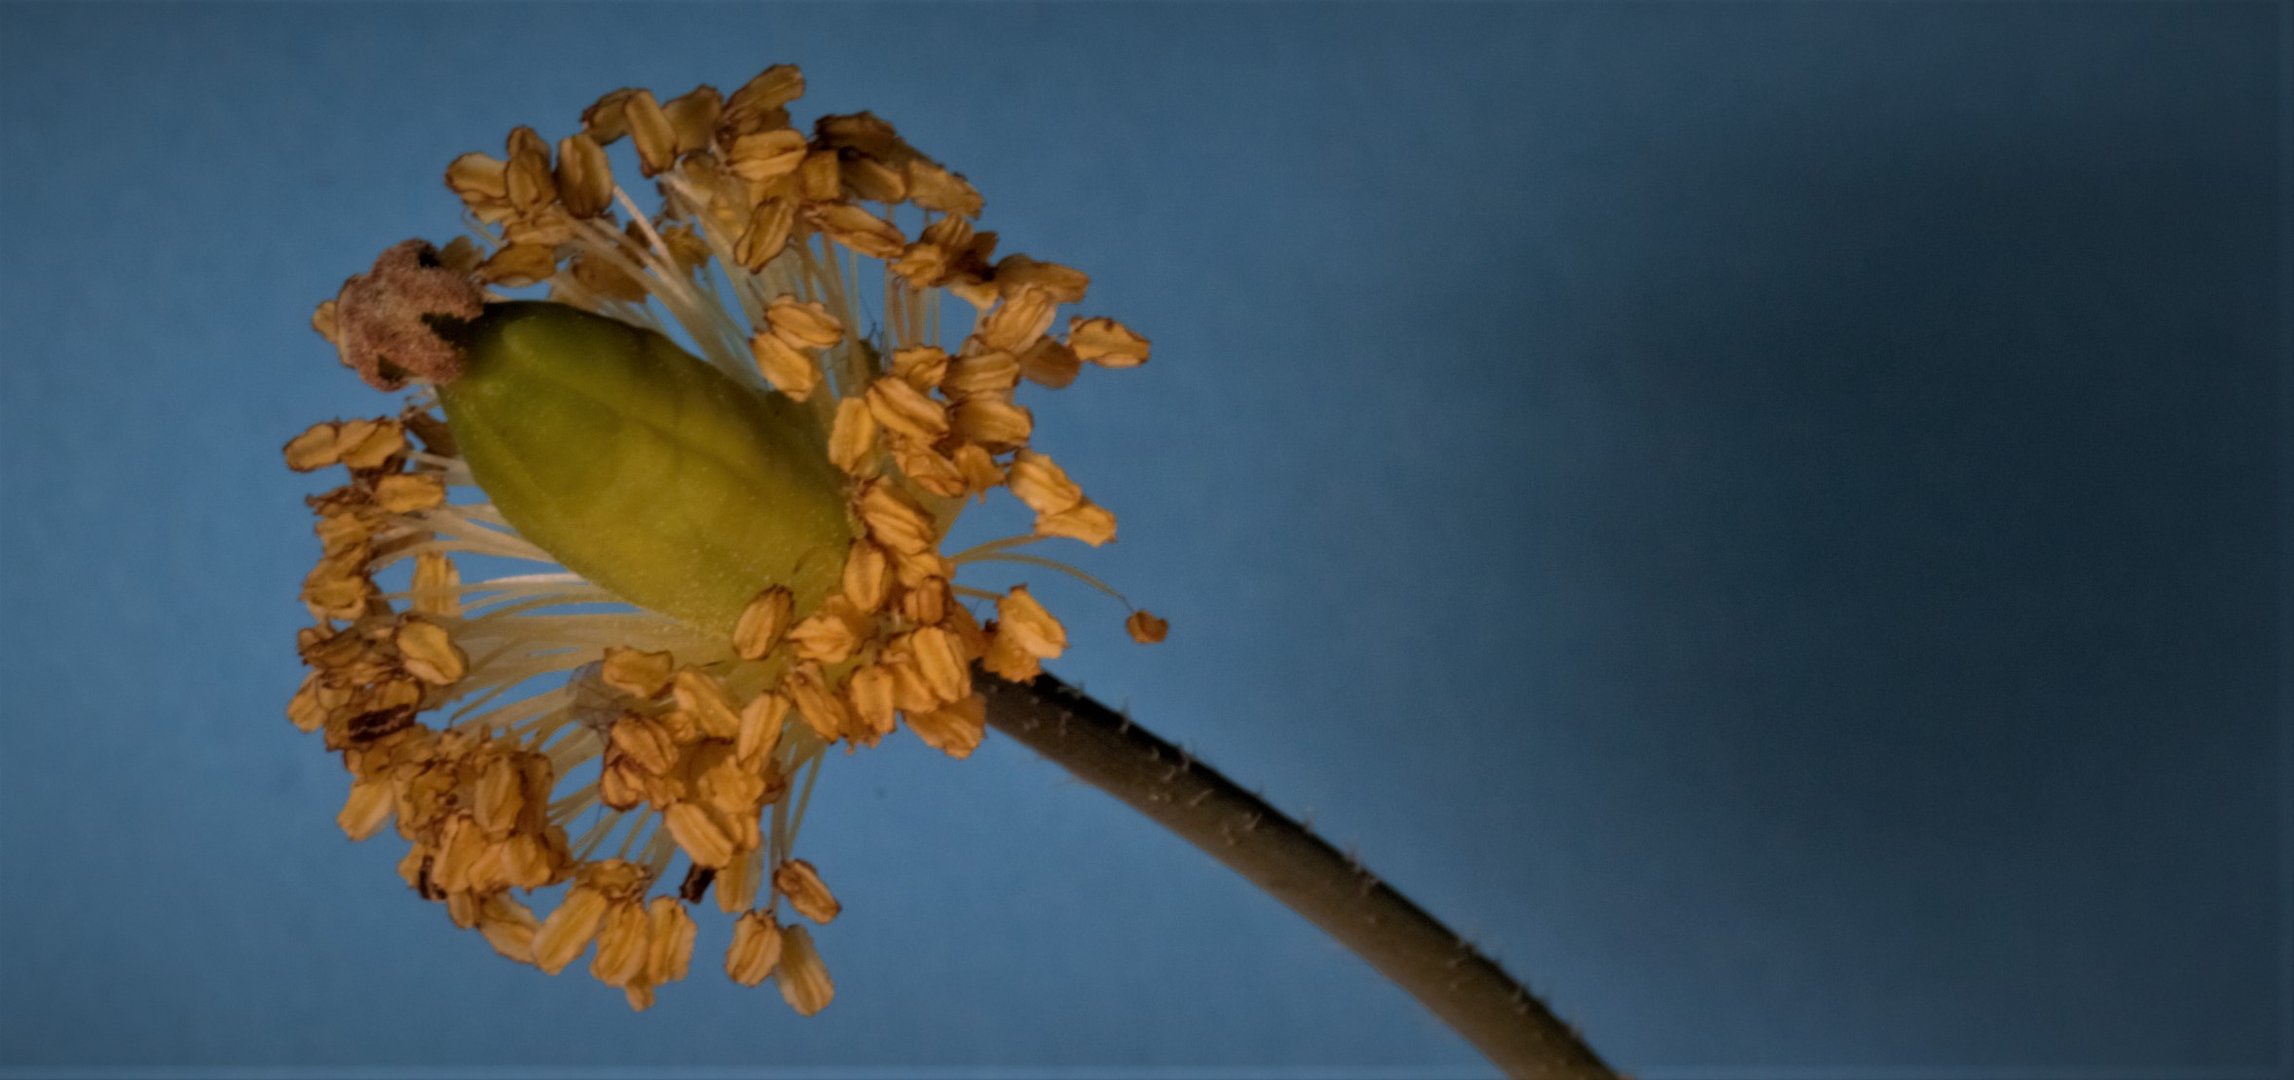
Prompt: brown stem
<box><xmin>977</xmin><ymin>671</ymin><xmax>1619</xmax><ymax>1080</ymax></box>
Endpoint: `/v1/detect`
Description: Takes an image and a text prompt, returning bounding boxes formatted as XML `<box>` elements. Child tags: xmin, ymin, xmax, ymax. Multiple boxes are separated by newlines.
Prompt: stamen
<box><xmin>571</xmin><ymin>809</ymin><xmax>624</xmax><ymax>859</ymax></box>
<box><xmin>966</xmin><ymin>553</ymin><xmax>1129</xmax><ymax>604</ymax></box>
<box><xmin>451</xmin><ymin>687</ymin><xmax>568</xmax><ymax>735</ymax></box>
<box><xmin>587</xmin><ymin>200</ymin><xmax>749</xmax><ymax>378</ymax></box>
<box><xmin>543</xmin><ymin>727</ymin><xmax>601</xmax><ymax>774</ymax></box>
<box><xmin>639</xmin><ymin>829</ymin><xmax>677</xmax><ymax>876</ymax></box>
<box><xmin>613</xmin><ymin>809</ymin><xmax>655</xmax><ymax>860</ymax></box>
<box><xmin>787</xmin><ymin>753</ymin><xmax>826</xmax><ymax>838</ymax></box>
<box><xmin>549</xmin><ymin>785</ymin><xmax>600</xmax><ymax>825</ymax></box>
<box><xmin>947</xmin><ymin>533</ymin><xmax>1050</xmax><ymax>563</ymax></box>
<box><xmin>655</xmin><ymin>178</ymin><xmax>758</xmax><ymax>315</ymax></box>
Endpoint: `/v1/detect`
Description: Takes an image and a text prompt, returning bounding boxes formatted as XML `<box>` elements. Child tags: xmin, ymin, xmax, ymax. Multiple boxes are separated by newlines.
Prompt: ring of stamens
<box><xmin>289</xmin><ymin>63</ymin><xmax>1164</xmax><ymax>1015</ymax></box>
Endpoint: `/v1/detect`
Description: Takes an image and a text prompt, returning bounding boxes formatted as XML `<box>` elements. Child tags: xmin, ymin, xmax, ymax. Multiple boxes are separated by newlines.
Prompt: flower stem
<box><xmin>976</xmin><ymin>672</ymin><xmax>1619</xmax><ymax>1080</ymax></box>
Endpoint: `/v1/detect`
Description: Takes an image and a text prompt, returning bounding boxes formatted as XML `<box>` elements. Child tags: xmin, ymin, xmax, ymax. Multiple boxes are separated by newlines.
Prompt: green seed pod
<box><xmin>440</xmin><ymin>301</ymin><xmax>852</xmax><ymax>633</ymax></box>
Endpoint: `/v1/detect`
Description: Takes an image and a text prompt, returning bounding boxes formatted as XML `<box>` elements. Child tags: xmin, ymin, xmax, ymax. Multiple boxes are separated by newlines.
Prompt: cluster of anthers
<box><xmin>284</xmin><ymin>63</ymin><xmax>1166</xmax><ymax>1013</ymax></box>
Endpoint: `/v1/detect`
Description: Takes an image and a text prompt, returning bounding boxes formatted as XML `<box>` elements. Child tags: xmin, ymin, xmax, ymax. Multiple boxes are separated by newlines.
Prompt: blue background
<box><xmin>0</xmin><ymin>2</ymin><xmax>2285</xmax><ymax>1075</ymax></box>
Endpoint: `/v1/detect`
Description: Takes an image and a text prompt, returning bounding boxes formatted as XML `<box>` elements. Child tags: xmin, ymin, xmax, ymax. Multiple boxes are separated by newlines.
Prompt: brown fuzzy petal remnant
<box><xmin>332</xmin><ymin>239</ymin><xmax>485</xmax><ymax>391</ymax></box>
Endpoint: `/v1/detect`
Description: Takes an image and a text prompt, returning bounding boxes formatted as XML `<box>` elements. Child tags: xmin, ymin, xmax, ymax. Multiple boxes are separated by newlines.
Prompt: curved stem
<box><xmin>976</xmin><ymin>672</ymin><xmax>1618</xmax><ymax>1080</ymax></box>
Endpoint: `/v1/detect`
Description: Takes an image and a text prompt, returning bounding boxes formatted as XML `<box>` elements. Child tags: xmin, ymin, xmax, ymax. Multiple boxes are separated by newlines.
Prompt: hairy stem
<box><xmin>977</xmin><ymin>671</ymin><xmax>1618</xmax><ymax>1080</ymax></box>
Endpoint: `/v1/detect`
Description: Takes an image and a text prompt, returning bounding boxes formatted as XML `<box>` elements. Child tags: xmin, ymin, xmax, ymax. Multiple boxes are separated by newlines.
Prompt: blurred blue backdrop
<box><xmin>0</xmin><ymin>2</ymin><xmax>2284</xmax><ymax>1076</ymax></box>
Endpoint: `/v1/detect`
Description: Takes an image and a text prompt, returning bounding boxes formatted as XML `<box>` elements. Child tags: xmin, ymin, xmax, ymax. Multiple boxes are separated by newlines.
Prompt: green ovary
<box><xmin>440</xmin><ymin>302</ymin><xmax>852</xmax><ymax>634</ymax></box>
